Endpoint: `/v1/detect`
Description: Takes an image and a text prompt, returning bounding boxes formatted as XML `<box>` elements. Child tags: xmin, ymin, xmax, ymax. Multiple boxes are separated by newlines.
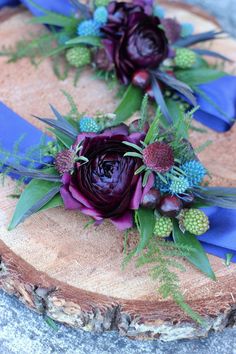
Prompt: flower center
<box><xmin>100</xmin><ymin>160</ymin><xmax>118</xmax><ymax>178</ymax></box>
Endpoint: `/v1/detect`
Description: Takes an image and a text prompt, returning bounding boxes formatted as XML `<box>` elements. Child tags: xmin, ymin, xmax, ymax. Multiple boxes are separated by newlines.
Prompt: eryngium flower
<box><xmin>101</xmin><ymin>1</ymin><xmax>168</xmax><ymax>84</ymax></box>
<box><xmin>60</xmin><ymin>125</ymin><xmax>154</xmax><ymax>230</ymax></box>
<box><xmin>143</xmin><ymin>141</ymin><xmax>174</xmax><ymax>173</ymax></box>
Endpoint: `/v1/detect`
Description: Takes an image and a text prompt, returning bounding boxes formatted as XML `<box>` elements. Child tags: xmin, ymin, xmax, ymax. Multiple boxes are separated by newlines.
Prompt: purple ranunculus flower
<box><xmin>101</xmin><ymin>1</ymin><xmax>168</xmax><ymax>85</ymax></box>
<box><xmin>60</xmin><ymin>125</ymin><xmax>154</xmax><ymax>231</ymax></box>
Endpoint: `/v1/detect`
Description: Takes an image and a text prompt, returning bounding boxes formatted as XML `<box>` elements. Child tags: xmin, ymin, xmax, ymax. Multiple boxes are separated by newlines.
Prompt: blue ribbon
<box><xmin>0</xmin><ymin>101</ymin><xmax>235</xmax><ymax>262</ymax></box>
<box><xmin>0</xmin><ymin>102</ymin><xmax>51</xmax><ymax>175</ymax></box>
<box><xmin>1</xmin><ymin>0</ymin><xmax>236</xmax><ymax>132</ymax></box>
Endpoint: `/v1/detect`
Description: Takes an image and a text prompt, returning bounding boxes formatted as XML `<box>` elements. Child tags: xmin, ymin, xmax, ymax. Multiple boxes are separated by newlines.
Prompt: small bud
<box><xmin>154</xmin><ymin>216</ymin><xmax>173</xmax><ymax>237</ymax></box>
<box><xmin>132</xmin><ymin>70</ymin><xmax>151</xmax><ymax>89</ymax></box>
<box><xmin>182</xmin><ymin>208</ymin><xmax>209</xmax><ymax>235</ymax></box>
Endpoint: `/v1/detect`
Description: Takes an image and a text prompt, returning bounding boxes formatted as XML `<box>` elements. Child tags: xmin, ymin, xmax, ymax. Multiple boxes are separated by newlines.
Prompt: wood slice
<box><xmin>0</xmin><ymin>3</ymin><xmax>236</xmax><ymax>341</ymax></box>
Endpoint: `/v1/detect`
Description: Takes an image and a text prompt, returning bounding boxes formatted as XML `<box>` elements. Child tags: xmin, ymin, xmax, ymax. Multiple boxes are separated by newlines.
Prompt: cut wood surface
<box><xmin>0</xmin><ymin>2</ymin><xmax>236</xmax><ymax>341</ymax></box>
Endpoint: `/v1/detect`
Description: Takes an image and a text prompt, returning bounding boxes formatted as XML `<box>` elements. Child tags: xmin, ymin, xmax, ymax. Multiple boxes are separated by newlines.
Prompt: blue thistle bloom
<box><xmin>94</xmin><ymin>6</ymin><xmax>108</xmax><ymax>24</ymax></box>
<box><xmin>181</xmin><ymin>23</ymin><xmax>194</xmax><ymax>37</ymax></box>
<box><xmin>79</xmin><ymin>117</ymin><xmax>100</xmax><ymax>133</ymax></box>
<box><xmin>154</xmin><ymin>175</ymin><xmax>170</xmax><ymax>194</ymax></box>
<box><xmin>181</xmin><ymin>160</ymin><xmax>206</xmax><ymax>187</ymax></box>
<box><xmin>153</xmin><ymin>5</ymin><xmax>165</xmax><ymax>19</ymax></box>
<box><xmin>77</xmin><ymin>20</ymin><xmax>101</xmax><ymax>37</ymax></box>
<box><xmin>169</xmin><ymin>177</ymin><xmax>189</xmax><ymax>195</ymax></box>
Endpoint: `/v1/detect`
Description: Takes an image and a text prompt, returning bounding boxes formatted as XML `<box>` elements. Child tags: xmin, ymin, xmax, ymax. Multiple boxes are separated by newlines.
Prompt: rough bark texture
<box><xmin>0</xmin><ymin>3</ymin><xmax>236</xmax><ymax>341</ymax></box>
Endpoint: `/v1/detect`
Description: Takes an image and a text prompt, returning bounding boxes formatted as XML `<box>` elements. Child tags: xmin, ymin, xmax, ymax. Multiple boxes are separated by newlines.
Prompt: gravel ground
<box><xmin>1</xmin><ymin>1</ymin><xmax>236</xmax><ymax>353</ymax></box>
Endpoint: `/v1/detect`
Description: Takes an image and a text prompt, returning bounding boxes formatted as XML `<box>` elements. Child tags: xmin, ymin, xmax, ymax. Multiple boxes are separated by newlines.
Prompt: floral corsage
<box><xmin>5</xmin><ymin>97</ymin><xmax>236</xmax><ymax>324</ymax></box>
<box><xmin>1</xmin><ymin>0</ymin><xmax>231</xmax><ymax>123</ymax></box>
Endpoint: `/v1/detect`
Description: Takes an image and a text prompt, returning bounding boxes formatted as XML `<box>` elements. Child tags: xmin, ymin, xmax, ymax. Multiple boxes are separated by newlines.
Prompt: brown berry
<box><xmin>132</xmin><ymin>70</ymin><xmax>151</xmax><ymax>89</ymax></box>
<box><xmin>142</xmin><ymin>188</ymin><xmax>161</xmax><ymax>209</ymax></box>
<box><xmin>158</xmin><ymin>195</ymin><xmax>183</xmax><ymax>217</ymax></box>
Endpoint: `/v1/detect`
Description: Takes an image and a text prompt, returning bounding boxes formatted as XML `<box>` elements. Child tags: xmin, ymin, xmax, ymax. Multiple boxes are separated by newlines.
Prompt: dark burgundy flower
<box><xmin>60</xmin><ymin>125</ymin><xmax>154</xmax><ymax>230</ymax></box>
<box><xmin>101</xmin><ymin>2</ymin><xmax>168</xmax><ymax>84</ymax></box>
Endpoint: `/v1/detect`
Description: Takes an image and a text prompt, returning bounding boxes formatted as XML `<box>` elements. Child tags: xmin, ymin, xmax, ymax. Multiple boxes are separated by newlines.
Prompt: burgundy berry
<box><xmin>142</xmin><ymin>188</ymin><xmax>161</xmax><ymax>209</ymax></box>
<box><xmin>158</xmin><ymin>195</ymin><xmax>183</xmax><ymax>217</ymax></box>
<box><xmin>132</xmin><ymin>70</ymin><xmax>151</xmax><ymax>89</ymax></box>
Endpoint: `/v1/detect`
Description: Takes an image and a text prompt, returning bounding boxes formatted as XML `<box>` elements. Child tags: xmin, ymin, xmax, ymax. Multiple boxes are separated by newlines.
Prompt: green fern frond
<box><xmin>0</xmin><ymin>32</ymin><xmax>62</xmax><ymax>64</ymax></box>
<box><xmin>124</xmin><ymin>234</ymin><xmax>204</xmax><ymax>325</ymax></box>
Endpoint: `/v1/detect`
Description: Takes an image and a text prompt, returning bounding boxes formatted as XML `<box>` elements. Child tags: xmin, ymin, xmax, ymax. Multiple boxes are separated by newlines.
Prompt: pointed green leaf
<box><xmin>48</xmin><ymin>128</ymin><xmax>74</xmax><ymax>148</ymax></box>
<box><xmin>144</xmin><ymin>110</ymin><xmax>160</xmax><ymax>145</ymax></box>
<box><xmin>30</xmin><ymin>14</ymin><xmax>75</xmax><ymax>27</ymax></box>
<box><xmin>114</xmin><ymin>84</ymin><xmax>143</xmax><ymax>124</ymax></box>
<box><xmin>9</xmin><ymin>168</ymin><xmax>63</xmax><ymax>230</ymax></box>
<box><xmin>135</xmin><ymin>208</ymin><xmax>155</xmax><ymax>254</ymax></box>
<box><xmin>66</xmin><ymin>36</ymin><xmax>102</xmax><ymax>47</ymax></box>
<box><xmin>172</xmin><ymin>220</ymin><xmax>216</xmax><ymax>280</ymax></box>
<box><xmin>175</xmin><ymin>68</ymin><xmax>226</xmax><ymax>86</ymax></box>
<box><xmin>39</xmin><ymin>192</ymin><xmax>63</xmax><ymax>212</ymax></box>
<box><xmin>27</xmin><ymin>0</ymin><xmax>76</xmax><ymax>28</ymax></box>
<box><xmin>123</xmin><ymin>152</ymin><xmax>143</xmax><ymax>158</ymax></box>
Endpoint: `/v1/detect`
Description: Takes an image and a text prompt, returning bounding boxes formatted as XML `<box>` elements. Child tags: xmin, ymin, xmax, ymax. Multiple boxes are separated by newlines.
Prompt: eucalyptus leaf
<box><xmin>114</xmin><ymin>84</ymin><xmax>143</xmax><ymax>124</ymax></box>
<box><xmin>172</xmin><ymin>220</ymin><xmax>216</xmax><ymax>280</ymax></box>
<box><xmin>135</xmin><ymin>208</ymin><xmax>155</xmax><ymax>254</ymax></box>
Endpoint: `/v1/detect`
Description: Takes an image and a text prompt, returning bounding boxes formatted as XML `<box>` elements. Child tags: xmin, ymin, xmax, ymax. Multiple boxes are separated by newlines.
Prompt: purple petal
<box><xmin>142</xmin><ymin>172</ymin><xmax>155</xmax><ymax>200</ymax></box>
<box><xmin>74</xmin><ymin>132</ymin><xmax>97</xmax><ymax>146</ymax></box>
<box><xmin>130</xmin><ymin>176</ymin><xmax>142</xmax><ymax>209</ymax></box>
<box><xmin>69</xmin><ymin>185</ymin><xmax>94</xmax><ymax>208</ymax></box>
<box><xmin>62</xmin><ymin>172</ymin><xmax>71</xmax><ymax>185</ymax></box>
<box><xmin>102</xmin><ymin>39</ymin><xmax>115</xmax><ymax>62</ymax></box>
<box><xmin>80</xmin><ymin>206</ymin><xmax>103</xmax><ymax>219</ymax></box>
<box><xmin>60</xmin><ymin>186</ymin><xmax>81</xmax><ymax>210</ymax></box>
<box><xmin>128</xmin><ymin>132</ymin><xmax>145</xmax><ymax>144</ymax></box>
<box><xmin>103</xmin><ymin>123</ymin><xmax>129</xmax><ymax>136</ymax></box>
<box><xmin>110</xmin><ymin>211</ymin><xmax>134</xmax><ymax>230</ymax></box>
